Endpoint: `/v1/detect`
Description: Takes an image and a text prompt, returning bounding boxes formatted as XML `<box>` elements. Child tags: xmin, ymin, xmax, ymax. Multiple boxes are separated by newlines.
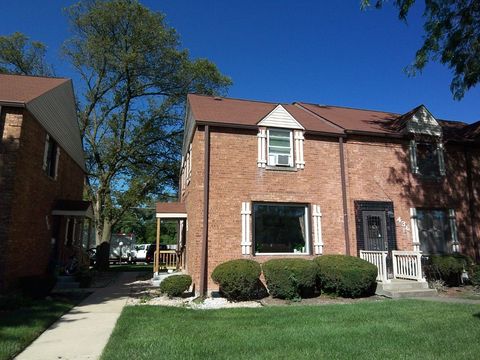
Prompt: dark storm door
<box><xmin>362</xmin><ymin>211</ymin><xmax>388</xmax><ymax>251</ymax></box>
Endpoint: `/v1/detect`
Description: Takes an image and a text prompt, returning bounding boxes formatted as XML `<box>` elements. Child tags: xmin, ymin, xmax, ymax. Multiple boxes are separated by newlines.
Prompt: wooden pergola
<box><xmin>154</xmin><ymin>202</ymin><xmax>187</xmax><ymax>274</ymax></box>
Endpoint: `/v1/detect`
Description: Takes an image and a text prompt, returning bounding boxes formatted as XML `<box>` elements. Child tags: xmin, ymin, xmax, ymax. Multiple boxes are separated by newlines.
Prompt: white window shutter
<box><xmin>410</xmin><ymin>208</ymin><xmax>420</xmax><ymax>251</ymax></box>
<box><xmin>409</xmin><ymin>140</ymin><xmax>418</xmax><ymax>174</ymax></box>
<box><xmin>294</xmin><ymin>130</ymin><xmax>305</xmax><ymax>169</ymax></box>
<box><xmin>312</xmin><ymin>205</ymin><xmax>323</xmax><ymax>255</ymax></box>
<box><xmin>188</xmin><ymin>143</ymin><xmax>192</xmax><ymax>182</ymax></box>
<box><xmin>42</xmin><ymin>134</ymin><xmax>50</xmax><ymax>170</ymax></box>
<box><xmin>241</xmin><ymin>202</ymin><xmax>252</xmax><ymax>255</ymax></box>
<box><xmin>448</xmin><ymin>209</ymin><xmax>459</xmax><ymax>252</ymax></box>
<box><xmin>257</xmin><ymin>128</ymin><xmax>267</xmax><ymax>168</ymax></box>
<box><xmin>54</xmin><ymin>147</ymin><xmax>60</xmax><ymax>179</ymax></box>
<box><xmin>437</xmin><ymin>142</ymin><xmax>446</xmax><ymax>176</ymax></box>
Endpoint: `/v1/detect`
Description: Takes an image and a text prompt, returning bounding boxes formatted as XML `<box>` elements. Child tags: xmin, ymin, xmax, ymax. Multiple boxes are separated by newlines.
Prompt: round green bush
<box><xmin>262</xmin><ymin>259</ymin><xmax>317</xmax><ymax>300</ymax></box>
<box><xmin>211</xmin><ymin>259</ymin><xmax>263</xmax><ymax>301</ymax></box>
<box><xmin>424</xmin><ymin>255</ymin><xmax>467</xmax><ymax>286</ymax></box>
<box><xmin>314</xmin><ymin>255</ymin><xmax>377</xmax><ymax>298</ymax></box>
<box><xmin>160</xmin><ymin>275</ymin><xmax>192</xmax><ymax>297</ymax></box>
<box><xmin>470</xmin><ymin>265</ymin><xmax>480</xmax><ymax>287</ymax></box>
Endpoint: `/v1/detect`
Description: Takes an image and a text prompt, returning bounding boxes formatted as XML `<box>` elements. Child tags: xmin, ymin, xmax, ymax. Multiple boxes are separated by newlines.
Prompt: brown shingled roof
<box><xmin>0</xmin><ymin>74</ymin><xmax>68</xmax><ymax>104</ymax></box>
<box><xmin>187</xmin><ymin>94</ymin><xmax>344</xmax><ymax>135</ymax></box>
<box><xmin>296</xmin><ymin>102</ymin><xmax>399</xmax><ymax>134</ymax></box>
<box><xmin>188</xmin><ymin>94</ymin><xmax>474</xmax><ymax>140</ymax></box>
<box><xmin>156</xmin><ymin>202</ymin><xmax>186</xmax><ymax>214</ymax></box>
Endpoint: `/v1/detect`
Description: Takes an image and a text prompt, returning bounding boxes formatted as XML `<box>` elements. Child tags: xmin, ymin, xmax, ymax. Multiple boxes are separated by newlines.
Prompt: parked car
<box><xmin>134</xmin><ymin>244</ymin><xmax>150</xmax><ymax>262</ymax></box>
<box><xmin>145</xmin><ymin>243</ymin><xmax>167</xmax><ymax>264</ymax></box>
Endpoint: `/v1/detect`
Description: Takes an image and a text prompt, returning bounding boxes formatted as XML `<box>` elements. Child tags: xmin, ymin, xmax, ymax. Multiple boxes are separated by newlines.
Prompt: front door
<box><xmin>362</xmin><ymin>211</ymin><xmax>388</xmax><ymax>251</ymax></box>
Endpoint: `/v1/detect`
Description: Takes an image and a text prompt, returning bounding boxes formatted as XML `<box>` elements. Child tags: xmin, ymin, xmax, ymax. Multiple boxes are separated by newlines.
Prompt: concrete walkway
<box><xmin>15</xmin><ymin>272</ymin><xmax>140</xmax><ymax>360</ymax></box>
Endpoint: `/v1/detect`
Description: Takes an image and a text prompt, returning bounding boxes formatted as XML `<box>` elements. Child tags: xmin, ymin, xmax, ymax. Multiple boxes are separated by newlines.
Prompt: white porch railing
<box><xmin>392</xmin><ymin>250</ymin><xmax>424</xmax><ymax>281</ymax></box>
<box><xmin>360</xmin><ymin>250</ymin><xmax>389</xmax><ymax>283</ymax></box>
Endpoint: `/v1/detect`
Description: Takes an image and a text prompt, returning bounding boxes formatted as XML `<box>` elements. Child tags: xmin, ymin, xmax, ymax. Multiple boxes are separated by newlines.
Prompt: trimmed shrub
<box><xmin>211</xmin><ymin>259</ymin><xmax>263</xmax><ymax>301</ymax></box>
<box><xmin>314</xmin><ymin>255</ymin><xmax>377</xmax><ymax>298</ymax></box>
<box><xmin>424</xmin><ymin>254</ymin><xmax>467</xmax><ymax>286</ymax></box>
<box><xmin>160</xmin><ymin>275</ymin><xmax>192</xmax><ymax>297</ymax></box>
<box><xmin>262</xmin><ymin>259</ymin><xmax>317</xmax><ymax>300</ymax></box>
<box><xmin>468</xmin><ymin>265</ymin><xmax>480</xmax><ymax>287</ymax></box>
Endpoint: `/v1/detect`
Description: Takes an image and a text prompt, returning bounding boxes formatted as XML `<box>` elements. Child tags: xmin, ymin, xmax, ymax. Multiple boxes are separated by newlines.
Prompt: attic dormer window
<box><xmin>409</xmin><ymin>140</ymin><xmax>445</xmax><ymax>178</ymax></box>
<box><xmin>256</xmin><ymin>104</ymin><xmax>305</xmax><ymax>169</ymax></box>
<box><xmin>267</xmin><ymin>129</ymin><xmax>293</xmax><ymax>167</ymax></box>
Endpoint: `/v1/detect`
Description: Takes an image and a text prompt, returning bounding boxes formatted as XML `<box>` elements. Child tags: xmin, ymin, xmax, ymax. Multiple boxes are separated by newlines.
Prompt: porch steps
<box><xmin>54</xmin><ymin>275</ymin><xmax>80</xmax><ymax>290</ymax></box>
<box><xmin>376</xmin><ymin>279</ymin><xmax>437</xmax><ymax>298</ymax></box>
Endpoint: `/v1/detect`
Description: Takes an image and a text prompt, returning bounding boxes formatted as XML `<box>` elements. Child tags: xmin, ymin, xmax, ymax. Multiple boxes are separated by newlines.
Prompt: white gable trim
<box><xmin>405</xmin><ymin>105</ymin><xmax>442</xmax><ymax>137</ymax></box>
<box><xmin>257</xmin><ymin>105</ymin><xmax>304</xmax><ymax>130</ymax></box>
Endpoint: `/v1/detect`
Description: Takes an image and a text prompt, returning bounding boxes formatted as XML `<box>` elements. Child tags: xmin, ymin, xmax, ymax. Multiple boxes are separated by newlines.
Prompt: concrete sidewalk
<box><xmin>15</xmin><ymin>272</ymin><xmax>140</xmax><ymax>360</ymax></box>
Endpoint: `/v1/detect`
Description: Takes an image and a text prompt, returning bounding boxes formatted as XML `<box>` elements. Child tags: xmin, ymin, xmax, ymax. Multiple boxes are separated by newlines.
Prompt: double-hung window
<box><xmin>253</xmin><ymin>203</ymin><xmax>309</xmax><ymax>254</ymax></box>
<box><xmin>410</xmin><ymin>140</ymin><xmax>445</xmax><ymax>178</ymax></box>
<box><xmin>267</xmin><ymin>129</ymin><xmax>293</xmax><ymax>167</ymax></box>
<box><xmin>416</xmin><ymin>209</ymin><xmax>457</xmax><ymax>254</ymax></box>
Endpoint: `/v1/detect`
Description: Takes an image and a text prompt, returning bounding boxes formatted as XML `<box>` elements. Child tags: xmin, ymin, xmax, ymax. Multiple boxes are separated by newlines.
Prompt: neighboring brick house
<box><xmin>0</xmin><ymin>74</ymin><xmax>90</xmax><ymax>292</ymax></box>
<box><xmin>155</xmin><ymin>94</ymin><xmax>480</xmax><ymax>295</ymax></box>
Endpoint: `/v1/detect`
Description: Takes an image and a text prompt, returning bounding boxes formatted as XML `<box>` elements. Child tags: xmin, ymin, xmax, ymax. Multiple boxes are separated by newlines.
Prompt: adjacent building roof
<box><xmin>52</xmin><ymin>200</ymin><xmax>93</xmax><ymax>218</ymax></box>
<box><xmin>0</xmin><ymin>74</ymin><xmax>85</xmax><ymax>171</ymax></box>
<box><xmin>187</xmin><ymin>94</ymin><xmax>476</xmax><ymax>142</ymax></box>
<box><xmin>156</xmin><ymin>202</ymin><xmax>187</xmax><ymax>218</ymax></box>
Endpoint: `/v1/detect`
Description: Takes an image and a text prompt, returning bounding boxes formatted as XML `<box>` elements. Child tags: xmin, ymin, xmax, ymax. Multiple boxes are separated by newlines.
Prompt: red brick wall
<box><xmin>344</xmin><ymin>136</ymin><xmax>474</xmax><ymax>258</ymax></box>
<box><xmin>0</xmin><ymin>108</ymin><xmax>84</xmax><ymax>290</ymax></box>
<box><xmin>181</xmin><ymin>126</ymin><xmax>480</xmax><ymax>293</ymax></box>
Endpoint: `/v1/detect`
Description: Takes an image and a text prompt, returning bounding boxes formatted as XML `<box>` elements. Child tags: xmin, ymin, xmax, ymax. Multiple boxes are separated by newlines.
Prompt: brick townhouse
<box><xmin>0</xmin><ymin>74</ymin><xmax>91</xmax><ymax>292</ymax></box>
<box><xmin>155</xmin><ymin>94</ymin><xmax>480</xmax><ymax>295</ymax></box>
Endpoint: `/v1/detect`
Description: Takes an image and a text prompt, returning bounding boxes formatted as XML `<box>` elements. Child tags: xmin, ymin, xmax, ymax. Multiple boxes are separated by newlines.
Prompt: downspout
<box><xmin>339</xmin><ymin>137</ymin><xmax>351</xmax><ymax>255</ymax></box>
<box><xmin>199</xmin><ymin>125</ymin><xmax>210</xmax><ymax>295</ymax></box>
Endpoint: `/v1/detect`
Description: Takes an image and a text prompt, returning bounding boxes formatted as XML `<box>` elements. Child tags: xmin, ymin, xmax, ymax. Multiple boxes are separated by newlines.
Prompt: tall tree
<box><xmin>63</xmin><ymin>0</ymin><xmax>231</xmax><ymax>268</ymax></box>
<box><xmin>362</xmin><ymin>0</ymin><xmax>480</xmax><ymax>99</ymax></box>
<box><xmin>0</xmin><ymin>32</ymin><xmax>53</xmax><ymax>76</ymax></box>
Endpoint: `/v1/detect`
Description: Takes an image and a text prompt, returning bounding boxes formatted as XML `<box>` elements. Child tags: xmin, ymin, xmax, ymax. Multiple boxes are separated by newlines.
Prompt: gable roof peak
<box><xmin>257</xmin><ymin>104</ymin><xmax>305</xmax><ymax>130</ymax></box>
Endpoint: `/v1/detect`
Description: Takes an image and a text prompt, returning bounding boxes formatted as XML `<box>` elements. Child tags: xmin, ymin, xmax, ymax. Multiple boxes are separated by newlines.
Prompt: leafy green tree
<box><xmin>362</xmin><ymin>0</ymin><xmax>480</xmax><ymax>99</ymax></box>
<box><xmin>65</xmin><ymin>0</ymin><xmax>231</xmax><ymax>268</ymax></box>
<box><xmin>0</xmin><ymin>32</ymin><xmax>53</xmax><ymax>76</ymax></box>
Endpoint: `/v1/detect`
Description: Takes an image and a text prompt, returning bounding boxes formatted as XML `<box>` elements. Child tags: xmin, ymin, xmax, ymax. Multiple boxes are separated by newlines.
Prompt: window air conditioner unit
<box><xmin>276</xmin><ymin>154</ymin><xmax>291</xmax><ymax>166</ymax></box>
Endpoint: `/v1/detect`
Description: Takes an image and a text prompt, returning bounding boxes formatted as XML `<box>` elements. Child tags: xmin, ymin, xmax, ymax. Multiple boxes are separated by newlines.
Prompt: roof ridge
<box><xmin>297</xmin><ymin>101</ymin><xmax>401</xmax><ymax>116</ymax></box>
<box><xmin>189</xmin><ymin>93</ymin><xmax>285</xmax><ymax>106</ymax></box>
<box><xmin>0</xmin><ymin>73</ymin><xmax>69</xmax><ymax>81</ymax></box>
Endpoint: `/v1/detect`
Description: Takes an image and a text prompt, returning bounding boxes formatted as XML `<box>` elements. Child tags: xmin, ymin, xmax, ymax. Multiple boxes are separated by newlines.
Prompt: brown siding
<box><xmin>0</xmin><ymin>109</ymin><xmax>84</xmax><ymax>290</ymax></box>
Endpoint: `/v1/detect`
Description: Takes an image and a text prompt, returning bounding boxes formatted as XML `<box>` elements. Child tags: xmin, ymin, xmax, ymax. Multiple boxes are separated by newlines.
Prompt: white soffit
<box><xmin>257</xmin><ymin>104</ymin><xmax>304</xmax><ymax>130</ymax></box>
<box><xmin>406</xmin><ymin>105</ymin><xmax>442</xmax><ymax>137</ymax></box>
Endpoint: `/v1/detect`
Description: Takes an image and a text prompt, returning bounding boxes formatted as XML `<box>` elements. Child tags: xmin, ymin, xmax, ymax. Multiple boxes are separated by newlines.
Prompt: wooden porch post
<box><xmin>155</xmin><ymin>217</ymin><xmax>160</xmax><ymax>274</ymax></box>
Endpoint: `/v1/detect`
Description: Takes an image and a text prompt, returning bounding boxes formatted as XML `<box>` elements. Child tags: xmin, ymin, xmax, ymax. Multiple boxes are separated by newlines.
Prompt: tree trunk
<box><xmin>95</xmin><ymin>218</ymin><xmax>112</xmax><ymax>271</ymax></box>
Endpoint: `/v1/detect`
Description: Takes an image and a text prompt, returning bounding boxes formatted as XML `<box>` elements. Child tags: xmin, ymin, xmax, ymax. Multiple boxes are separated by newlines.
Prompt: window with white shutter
<box><xmin>241</xmin><ymin>202</ymin><xmax>252</xmax><ymax>255</ymax></box>
<box><xmin>312</xmin><ymin>205</ymin><xmax>323</xmax><ymax>255</ymax></box>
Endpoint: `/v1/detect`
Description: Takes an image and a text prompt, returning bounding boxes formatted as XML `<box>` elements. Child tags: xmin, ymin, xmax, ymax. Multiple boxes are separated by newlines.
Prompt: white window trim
<box><xmin>266</xmin><ymin>128</ymin><xmax>294</xmax><ymax>167</ymax></box>
<box><xmin>257</xmin><ymin>127</ymin><xmax>267</xmax><ymax>168</ymax></box>
<box><xmin>294</xmin><ymin>130</ymin><xmax>305</xmax><ymax>169</ymax></box>
<box><xmin>410</xmin><ymin>208</ymin><xmax>420</xmax><ymax>251</ymax></box>
<box><xmin>43</xmin><ymin>134</ymin><xmax>50</xmax><ymax>171</ymax></box>
<box><xmin>253</xmin><ymin>203</ymin><xmax>310</xmax><ymax>256</ymax></box>
<box><xmin>54</xmin><ymin>147</ymin><xmax>60</xmax><ymax>180</ymax></box>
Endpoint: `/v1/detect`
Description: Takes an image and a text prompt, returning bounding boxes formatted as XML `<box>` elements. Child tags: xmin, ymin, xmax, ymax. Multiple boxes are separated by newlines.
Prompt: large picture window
<box><xmin>267</xmin><ymin>129</ymin><xmax>292</xmax><ymax>166</ymax></box>
<box><xmin>253</xmin><ymin>203</ymin><xmax>309</xmax><ymax>254</ymax></box>
<box><xmin>417</xmin><ymin>209</ymin><xmax>453</xmax><ymax>254</ymax></box>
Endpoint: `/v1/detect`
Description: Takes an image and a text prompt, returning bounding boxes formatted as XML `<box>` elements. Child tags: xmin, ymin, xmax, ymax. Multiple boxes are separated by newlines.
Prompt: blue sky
<box><xmin>2</xmin><ymin>0</ymin><xmax>479</xmax><ymax>123</ymax></box>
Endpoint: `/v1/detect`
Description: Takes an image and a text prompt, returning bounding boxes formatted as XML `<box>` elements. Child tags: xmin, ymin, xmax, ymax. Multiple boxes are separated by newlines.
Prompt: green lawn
<box><xmin>0</xmin><ymin>294</ymin><xmax>84</xmax><ymax>360</ymax></box>
<box><xmin>102</xmin><ymin>300</ymin><xmax>480</xmax><ymax>360</ymax></box>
